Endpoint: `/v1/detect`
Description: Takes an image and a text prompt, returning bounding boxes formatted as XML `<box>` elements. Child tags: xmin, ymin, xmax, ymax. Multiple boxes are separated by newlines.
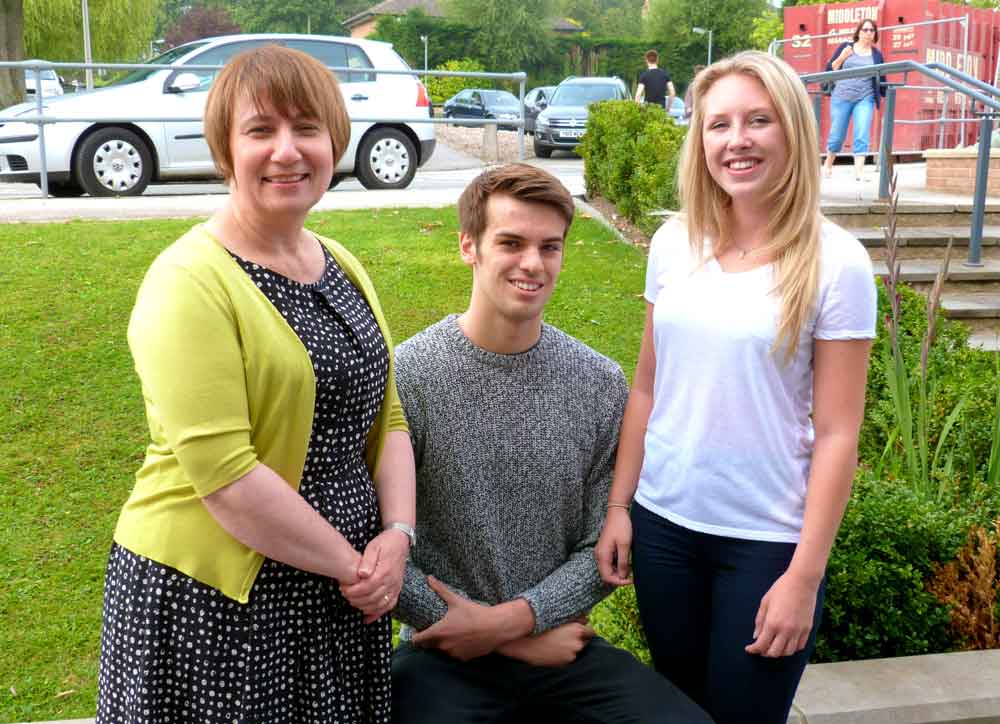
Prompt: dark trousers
<box><xmin>391</xmin><ymin>636</ymin><xmax>713</xmax><ymax>724</ymax></box>
<box><xmin>631</xmin><ymin>503</ymin><xmax>824</xmax><ymax>724</ymax></box>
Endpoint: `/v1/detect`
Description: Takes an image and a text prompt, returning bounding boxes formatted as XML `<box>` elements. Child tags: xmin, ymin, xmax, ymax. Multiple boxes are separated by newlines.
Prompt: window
<box><xmin>286</xmin><ymin>40</ymin><xmax>348</xmax><ymax>81</ymax></box>
<box><xmin>179</xmin><ymin>40</ymin><xmax>272</xmax><ymax>92</ymax></box>
<box><xmin>345</xmin><ymin>45</ymin><xmax>375</xmax><ymax>83</ymax></box>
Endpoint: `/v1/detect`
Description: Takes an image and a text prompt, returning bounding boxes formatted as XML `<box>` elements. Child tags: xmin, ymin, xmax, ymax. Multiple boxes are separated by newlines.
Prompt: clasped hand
<box><xmin>339</xmin><ymin>528</ymin><xmax>410</xmax><ymax>624</ymax></box>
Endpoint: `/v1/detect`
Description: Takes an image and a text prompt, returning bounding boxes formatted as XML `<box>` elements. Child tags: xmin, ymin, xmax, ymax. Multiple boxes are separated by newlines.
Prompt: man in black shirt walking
<box><xmin>635</xmin><ymin>49</ymin><xmax>675</xmax><ymax>110</ymax></box>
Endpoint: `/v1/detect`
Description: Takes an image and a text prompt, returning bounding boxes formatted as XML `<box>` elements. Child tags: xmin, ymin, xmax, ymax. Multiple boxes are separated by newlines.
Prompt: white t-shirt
<box><xmin>635</xmin><ymin>218</ymin><xmax>877</xmax><ymax>543</ymax></box>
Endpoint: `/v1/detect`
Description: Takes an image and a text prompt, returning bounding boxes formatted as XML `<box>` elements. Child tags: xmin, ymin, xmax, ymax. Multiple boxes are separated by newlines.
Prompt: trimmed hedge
<box><xmin>577</xmin><ymin>100</ymin><xmax>687</xmax><ymax>235</ymax></box>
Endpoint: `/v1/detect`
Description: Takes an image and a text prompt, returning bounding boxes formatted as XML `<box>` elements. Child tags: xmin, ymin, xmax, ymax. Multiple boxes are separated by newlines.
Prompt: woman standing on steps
<box><xmin>822</xmin><ymin>19</ymin><xmax>886</xmax><ymax>180</ymax></box>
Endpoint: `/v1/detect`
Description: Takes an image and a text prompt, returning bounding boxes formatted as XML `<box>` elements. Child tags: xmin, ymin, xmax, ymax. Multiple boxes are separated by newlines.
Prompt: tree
<box><xmin>598</xmin><ymin>4</ymin><xmax>642</xmax><ymax>37</ymax></box>
<box><xmin>749</xmin><ymin>8</ymin><xmax>783</xmax><ymax>52</ymax></box>
<box><xmin>22</xmin><ymin>0</ymin><xmax>156</xmax><ymax>68</ymax></box>
<box><xmin>0</xmin><ymin>0</ymin><xmax>24</xmax><ymax>108</ymax></box>
<box><xmin>164</xmin><ymin>6</ymin><xmax>241</xmax><ymax>48</ymax></box>
<box><xmin>644</xmin><ymin>0</ymin><xmax>769</xmax><ymax>80</ymax></box>
<box><xmin>230</xmin><ymin>0</ymin><xmax>347</xmax><ymax>35</ymax></box>
<box><xmin>443</xmin><ymin>0</ymin><xmax>558</xmax><ymax>72</ymax></box>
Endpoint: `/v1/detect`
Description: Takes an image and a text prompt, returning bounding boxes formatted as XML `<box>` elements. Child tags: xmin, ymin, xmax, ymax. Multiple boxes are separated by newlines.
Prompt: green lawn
<box><xmin>0</xmin><ymin>207</ymin><xmax>647</xmax><ymax>723</ymax></box>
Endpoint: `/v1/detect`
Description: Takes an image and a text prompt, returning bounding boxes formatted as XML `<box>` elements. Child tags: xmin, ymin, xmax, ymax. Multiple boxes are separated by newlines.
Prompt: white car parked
<box><xmin>24</xmin><ymin>65</ymin><xmax>64</xmax><ymax>98</ymax></box>
<box><xmin>0</xmin><ymin>34</ymin><xmax>436</xmax><ymax>196</ymax></box>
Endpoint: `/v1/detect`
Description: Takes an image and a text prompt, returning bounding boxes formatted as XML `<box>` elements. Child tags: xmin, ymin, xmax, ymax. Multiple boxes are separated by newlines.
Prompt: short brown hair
<box><xmin>645</xmin><ymin>49</ymin><xmax>659</xmax><ymax>64</ymax></box>
<box><xmin>204</xmin><ymin>45</ymin><xmax>352</xmax><ymax>182</ymax></box>
<box><xmin>457</xmin><ymin>164</ymin><xmax>574</xmax><ymax>243</ymax></box>
<box><xmin>852</xmin><ymin>19</ymin><xmax>878</xmax><ymax>43</ymax></box>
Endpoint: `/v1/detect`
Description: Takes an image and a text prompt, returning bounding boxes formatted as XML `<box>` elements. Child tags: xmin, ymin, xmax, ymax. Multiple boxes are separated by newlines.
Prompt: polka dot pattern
<box><xmin>97</xmin><ymin>244</ymin><xmax>391</xmax><ymax>723</ymax></box>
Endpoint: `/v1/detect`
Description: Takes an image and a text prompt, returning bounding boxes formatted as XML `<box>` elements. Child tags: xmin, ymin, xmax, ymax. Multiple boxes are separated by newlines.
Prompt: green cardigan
<box><xmin>115</xmin><ymin>225</ymin><xmax>408</xmax><ymax>603</ymax></box>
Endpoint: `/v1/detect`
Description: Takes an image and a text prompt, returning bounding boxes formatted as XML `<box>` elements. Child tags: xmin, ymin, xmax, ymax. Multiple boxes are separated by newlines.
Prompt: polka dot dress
<box><xmin>97</xmin><ymin>244</ymin><xmax>391</xmax><ymax>723</ymax></box>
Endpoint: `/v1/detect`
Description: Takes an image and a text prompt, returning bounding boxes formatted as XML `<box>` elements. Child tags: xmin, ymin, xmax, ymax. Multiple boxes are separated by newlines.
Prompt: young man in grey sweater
<box><xmin>390</xmin><ymin>164</ymin><xmax>711</xmax><ymax>723</ymax></box>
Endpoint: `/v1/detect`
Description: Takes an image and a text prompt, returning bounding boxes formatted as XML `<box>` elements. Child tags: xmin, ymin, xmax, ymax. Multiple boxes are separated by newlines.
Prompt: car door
<box><xmin>160</xmin><ymin>39</ymin><xmax>271</xmax><ymax>173</ymax></box>
<box><xmin>449</xmin><ymin>90</ymin><xmax>472</xmax><ymax>121</ymax></box>
<box><xmin>469</xmin><ymin>91</ymin><xmax>486</xmax><ymax>122</ymax></box>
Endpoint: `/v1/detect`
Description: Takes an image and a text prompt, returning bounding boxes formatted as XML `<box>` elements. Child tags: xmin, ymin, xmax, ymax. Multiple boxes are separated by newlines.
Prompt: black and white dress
<box><xmin>97</xmin><ymin>245</ymin><xmax>392</xmax><ymax>723</ymax></box>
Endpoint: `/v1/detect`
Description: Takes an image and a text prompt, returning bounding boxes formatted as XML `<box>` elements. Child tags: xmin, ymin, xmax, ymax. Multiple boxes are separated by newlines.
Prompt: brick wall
<box><xmin>925</xmin><ymin>150</ymin><xmax>1000</xmax><ymax>196</ymax></box>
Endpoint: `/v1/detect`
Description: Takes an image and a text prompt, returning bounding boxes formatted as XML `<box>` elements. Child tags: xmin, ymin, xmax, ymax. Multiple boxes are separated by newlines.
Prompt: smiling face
<box><xmin>227</xmin><ymin>93</ymin><xmax>334</xmax><ymax>223</ymax></box>
<box><xmin>700</xmin><ymin>73</ymin><xmax>789</xmax><ymax>214</ymax></box>
<box><xmin>461</xmin><ymin>193</ymin><xmax>567</xmax><ymax>330</ymax></box>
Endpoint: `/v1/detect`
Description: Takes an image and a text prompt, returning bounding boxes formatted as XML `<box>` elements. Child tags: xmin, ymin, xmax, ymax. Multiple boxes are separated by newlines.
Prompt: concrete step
<box><xmin>941</xmin><ymin>293</ymin><xmax>1000</xmax><ymax>319</ymax></box>
<box><xmin>872</xmin><ymin>259</ymin><xmax>1000</xmax><ymax>282</ymax></box>
<box><xmin>854</xmin><ymin>226</ymin><xmax>1000</xmax><ymax>248</ymax></box>
<box><xmin>969</xmin><ymin>328</ymin><xmax>1000</xmax><ymax>351</ymax></box>
<box><xmin>787</xmin><ymin>649</ymin><xmax>1000</xmax><ymax>723</ymax></box>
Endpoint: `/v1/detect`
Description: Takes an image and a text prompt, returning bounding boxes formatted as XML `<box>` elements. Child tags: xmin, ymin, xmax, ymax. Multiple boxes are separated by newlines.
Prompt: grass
<box><xmin>0</xmin><ymin>207</ymin><xmax>647</xmax><ymax>723</ymax></box>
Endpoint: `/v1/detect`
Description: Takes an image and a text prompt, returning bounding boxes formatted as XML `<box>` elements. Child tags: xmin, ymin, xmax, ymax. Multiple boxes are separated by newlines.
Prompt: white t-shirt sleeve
<box><xmin>814</xmin><ymin>225</ymin><xmax>878</xmax><ymax>340</ymax></box>
<box><xmin>644</xmin><ymin>219</ymin><xmax>686</xmax><ymax>304</ymax></box>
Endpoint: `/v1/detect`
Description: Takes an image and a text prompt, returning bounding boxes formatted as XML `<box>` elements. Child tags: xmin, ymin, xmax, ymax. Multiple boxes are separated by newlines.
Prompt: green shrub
<box><xmin>577</xmin><ymin>100</ymin><xmax>686</xmax><ymax>235</ymax></box>
<box><xmin>425</xmin><ymin>58</ymin><xmax>486</xmax><ymax>106</ymax></box>
<box><xmin>814</xmin><ymin>471</ymin><xmax>969</xmax><ymax>661</ymax></box>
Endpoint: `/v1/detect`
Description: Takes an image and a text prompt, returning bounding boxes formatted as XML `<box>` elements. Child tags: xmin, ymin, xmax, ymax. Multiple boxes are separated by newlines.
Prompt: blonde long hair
<box><xmin>679</xmin><ymin>51</ymin><xmax>822</xmax><ymax>363</ymax></box>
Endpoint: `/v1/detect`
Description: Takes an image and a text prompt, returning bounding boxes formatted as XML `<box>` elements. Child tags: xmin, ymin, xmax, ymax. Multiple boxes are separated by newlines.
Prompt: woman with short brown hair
<box><xmin>97</xmin><ymin>45</ymin><xmax>414</xmax><ymax>723</ymax></box>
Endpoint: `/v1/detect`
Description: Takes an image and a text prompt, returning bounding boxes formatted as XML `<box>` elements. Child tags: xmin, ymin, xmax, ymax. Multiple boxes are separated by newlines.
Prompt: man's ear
<box><xmin>458</xmin><ymin>232</ymin><xmax>478</xmax><ymax>267</ymax></box>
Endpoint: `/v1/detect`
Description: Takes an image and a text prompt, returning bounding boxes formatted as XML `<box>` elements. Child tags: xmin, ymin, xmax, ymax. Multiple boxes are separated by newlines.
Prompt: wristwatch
<box><xmin>385</xmin><ymin>521</ymin><xmax>416</xmax><ymax>548</ymax></box>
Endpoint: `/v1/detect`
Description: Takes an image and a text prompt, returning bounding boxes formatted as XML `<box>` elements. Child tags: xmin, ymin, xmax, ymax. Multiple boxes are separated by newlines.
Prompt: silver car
<box><xmin>0</xmin><ymin>34</ymin><xmax>436</xmax><ymax>196</ymax></box>
<box><xmin>533</xmin><ymin>76</ymin><xmax>629</xmax><ymax>158</ymax></box>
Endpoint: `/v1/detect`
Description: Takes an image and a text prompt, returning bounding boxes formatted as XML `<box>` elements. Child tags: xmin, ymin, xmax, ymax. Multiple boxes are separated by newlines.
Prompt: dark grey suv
<box><xmin>532</xmin><ymin>76</ymin><xmax>629</xmax><ymax>157</ymax></box>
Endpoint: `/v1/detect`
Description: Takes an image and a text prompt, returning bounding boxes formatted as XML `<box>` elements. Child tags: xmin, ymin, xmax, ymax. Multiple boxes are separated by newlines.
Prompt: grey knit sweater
<box><xmin>394</xmin><ymin>315</ymin><xmax>628</xmax><ymax>637</ymax></box>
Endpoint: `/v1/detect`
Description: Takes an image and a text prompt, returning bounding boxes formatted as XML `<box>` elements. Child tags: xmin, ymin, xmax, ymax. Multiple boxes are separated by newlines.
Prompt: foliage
<box><xmin>163</xmin><ymin>6</ymin><xmax>240</xmax><ymax>49</ymax></box>
<box><xmin>926</xmin><ymin>521</ymin><xmax>1000</xmax><ymax>650</ymax></box>
<box><xmin>0</xmin><ymin>208</ymin><xmax>645</xmax><ymax>722</ymax></box>
<box><xmin>229</xmin><ymin>0</ymin><xmax>345</xmax><ymax>35</ymax></box>
<box><xmin>643</xmin><ymin>0</ymin><xmax>770</xmax><ymax>76</ymax></box>
<box><xmin>371</xmin><ymin>9</ymin><xmax>477</xmax><ymax>76</ymax></box>
<box><xmin>590</xmin><ymin>586</ymin><xmax>651</xmax><ymax>665</ymax></box>
<box><xmin>24</xmin><ymin>0</ymin><xmax>156</xmax><ymax>66</ymax></box>
<box><xmin>813</xmin><ymin>472</ymin><xmax>967</xmax><ymax>661</ymax></box>
<box><xmin>425</xmin><ymin>58</ymin><xmax>486</xmax><ymax>105</ymax></box>
<box><xmin>749</xmin><ymin>9</ymin><xmax>784</xmax><ymax>52</ymax></box>
<box><xmin>442</xmin><ymin>0</ymin><xmax>559</xmax><ymax>72</ymax></box>
<box><xmin>577</xmin><ymin>99</ymin><xmax>687</xmax><ymax>234</ymax></box>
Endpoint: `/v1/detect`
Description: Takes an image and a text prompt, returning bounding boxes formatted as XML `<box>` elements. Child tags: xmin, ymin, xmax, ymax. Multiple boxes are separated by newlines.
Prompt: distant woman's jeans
<box><xmin>826</xmin><ymin>94</ymin><xmax>875</xmax><ymax>157</ymax></box>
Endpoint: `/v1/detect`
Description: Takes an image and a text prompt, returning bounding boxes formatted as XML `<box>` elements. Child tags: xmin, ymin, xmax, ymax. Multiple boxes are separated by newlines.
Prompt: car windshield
<box><xmin>551</xmin><ymin>83</ymin><xmax>619</xmax><ymax>106</ymax></box>
<box><xmin>25</xmin><ymin>68</ymin><xmax>58</xmax><ymax>81</ymax></box>
<box><xmin>483</xmin><ymin>90</ymin><xmax>519</xmax><ymax>107</ymax></box>
<box><xmin>111</xmin><ymin>42</ymin><xmax>210</xmax><ymax>86</ymax></box>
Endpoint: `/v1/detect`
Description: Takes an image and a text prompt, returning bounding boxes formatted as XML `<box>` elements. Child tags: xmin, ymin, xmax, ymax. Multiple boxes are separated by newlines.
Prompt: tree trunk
<box><xmin>0</xmin><ymin>0</ymin><xmax>25</xmax><ymax>109</ymax></box>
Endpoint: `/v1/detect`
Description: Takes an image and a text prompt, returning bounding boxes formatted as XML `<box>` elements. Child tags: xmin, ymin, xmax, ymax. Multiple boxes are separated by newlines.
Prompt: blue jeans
<box><xmin>631</xmin><ymin>503</ymin><xmax>825</xmax><ymax>724</ymax></box>
<box><xmin>827</xmin><ymin>94</ymin><xmax>875</xmax><ymax>156</ymax></box>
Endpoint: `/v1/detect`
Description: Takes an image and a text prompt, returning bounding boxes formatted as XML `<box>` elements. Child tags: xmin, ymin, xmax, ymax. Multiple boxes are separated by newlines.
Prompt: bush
<box><xmin>814</xmin><ymin>471</ymin><xmax>968</xmax><ymax>661</ymax></box>
<box><xmin>425</xmin><ymin>58</ymin><xmax>486</xmax><ymax>106</ymax></box>
<box><xmin>577</xmin><ymin>100</ymin><xmax>686</xmax><ymax>235</ymax></box>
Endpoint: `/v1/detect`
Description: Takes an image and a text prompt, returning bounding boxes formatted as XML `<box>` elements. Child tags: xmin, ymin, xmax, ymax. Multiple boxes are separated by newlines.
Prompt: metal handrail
<box><xmin>0</xmin><ymin>59</ymin><xmax>529</xmax><ymax>198</ymax></box>
<box><xmin>803</xmin><ymin>59</ymin><xmax>998</xmax><ymax>266</ymax></box>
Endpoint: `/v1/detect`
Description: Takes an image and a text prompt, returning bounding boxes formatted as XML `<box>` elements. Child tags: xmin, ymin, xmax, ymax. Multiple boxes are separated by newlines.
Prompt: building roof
<box><xmin>343</xmin><ymin>0</ymin><xmax>443</xmax><ymax>29</ymax></box>
<box><xmin>343</xmin><ymin>0</ymin><xmax>583</xmax><ymax>33</ymax></box>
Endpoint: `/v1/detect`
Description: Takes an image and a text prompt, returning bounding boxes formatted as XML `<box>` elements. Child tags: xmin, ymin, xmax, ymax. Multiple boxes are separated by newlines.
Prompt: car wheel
<box><xmin>356</xmin><ymin>128</ymin><xmax>417</xmax><ymax>190</ymax></box>
<box><xmin>533</xmin><ymin>139</ymin><xmax>553</xmax><ymax>158</ymax></box>
<box><xmin>75</xmin><ymin>127</ymin><xmax>153</xmax><ymax>197</ymax></box>
<box><xmin>43</xmin><ymin>181</ymin><xmax>85</xmax><ymax>197</ymax></box>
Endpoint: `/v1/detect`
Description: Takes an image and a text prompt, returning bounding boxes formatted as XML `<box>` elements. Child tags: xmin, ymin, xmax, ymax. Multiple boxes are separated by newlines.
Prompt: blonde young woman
<box><xmin>595</xmin><ymin>51</ymin><xmax>876</xmax><ymax>724</ymax></box>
